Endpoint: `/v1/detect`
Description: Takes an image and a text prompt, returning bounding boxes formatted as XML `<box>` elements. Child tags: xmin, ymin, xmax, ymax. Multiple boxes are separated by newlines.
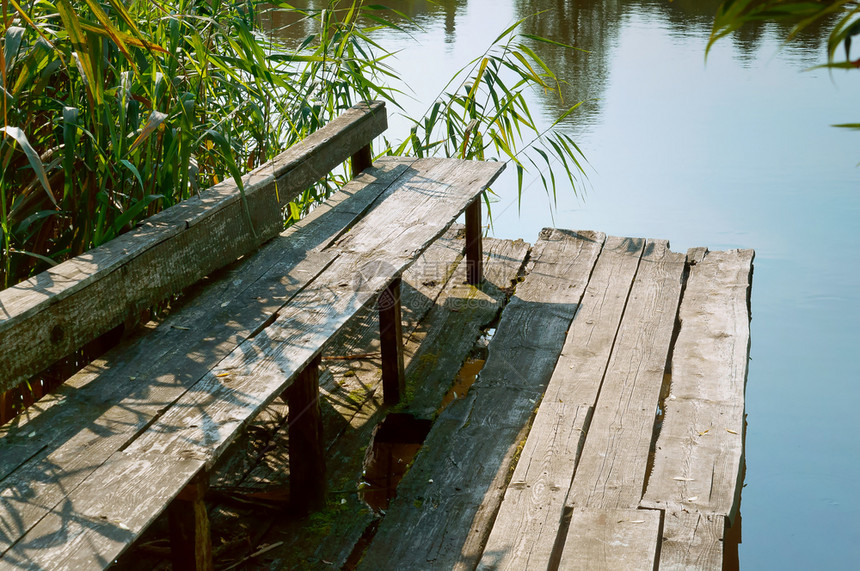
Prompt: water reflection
<box><xmin>263</xmin><ymin>0</ymin><xmax>833</xmax><ymax>138</ymax></box>
<box><xmin>507</xmin><ymin>0</ymin><xmax>832</xmax><ymax>124</ymax></box>
<box><xmin>262</xmin><ymin>0</ymin><xmax>468</xmax><ymax>47</ymax></box>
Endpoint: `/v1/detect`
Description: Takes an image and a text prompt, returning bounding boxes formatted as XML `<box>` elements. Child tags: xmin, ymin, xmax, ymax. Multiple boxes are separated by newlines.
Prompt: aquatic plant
<box><xmin>0</xmin><ymin>0</ymin><xmax>583</xmax><ymax>288</ymax></box>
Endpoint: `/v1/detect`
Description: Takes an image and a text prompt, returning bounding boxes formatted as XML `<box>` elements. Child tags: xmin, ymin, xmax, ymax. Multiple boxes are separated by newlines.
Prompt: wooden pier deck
<box><xmin>110</xmin><ymin>225</ymin><xmax>752</xmax><ymax>570</ymax></box>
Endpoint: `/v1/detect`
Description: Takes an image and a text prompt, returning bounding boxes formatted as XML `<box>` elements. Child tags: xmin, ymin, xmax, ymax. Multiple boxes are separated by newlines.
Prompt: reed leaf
<box><xmin>1</xmin><ymin>0</ymin><xmax>585</xmax><ymax>291</ymax></box>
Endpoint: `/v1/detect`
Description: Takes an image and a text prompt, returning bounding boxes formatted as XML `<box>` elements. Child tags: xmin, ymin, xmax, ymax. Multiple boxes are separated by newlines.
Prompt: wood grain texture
<box><xmin>357</xmin><ymin>229</ymin><xmax>603</xmax><ymax>571</ymax></box>
<box><xmin>120</xmin><ymin>158</ymin><xmax>503</xmax><ymax>468</ymax></box>
<box><xmin>478</xmin><ymin>235</ymin><xmax>643</xmax><ymax>569</ymax></box>
<box><xmin>0</xmin><ymin>162</ymin><xmax>412</xmax><ymax>548</ymax></box>
<box><xmin>333</xmin><ymin>158</ymin><xmax>504</xmax><ymax>258</ymax></box>
<box><xmin>477</xmin><ymin>405</ymin><xmax>592</xmax><ymax>570</ymax></box>
<box><xmin>657</xmin><ymin>510</ymin><xmax>725</xmax><ymax>570</ymax></box>
<box><xmin>203</xmin><ymin>230</ymin><xmax>468</xmax><ymax>569</ymax></box>
<box><xmin>0</xmin><ymin>101</ymin><xmax>387</xmax><ymax>393</ymax></box>
<box><xmin>401</xmin><ymin>236</ymin><xmax>530</xmax><ymax>419</ymax></box>
<box><xmin>566</xmin><ymin>240</ymin><xmax>686</xmax><ymax>511</ymax></box>
<box><xmin>1</xmin><ymin>155</ymin><xmax>499</xmax><ymax>562</ymax></box>
<box><xmin>292</xmin><ymin>236</ymin><xmax>529</xmax><ymax>569</ymax></box>
<box><xmin>556</xmin><ymin>508</ymin><xmax>661</xmax><ymax>571</ymax></box>
<box><xmin>1</xmin><ymin>451</ymin><xmax>203</xmax><ymax>570</ymax></box>
<box><xmin>640</xmin><ymin>249</ymin><xmax>753</xmax><ymax>521</ymax></box>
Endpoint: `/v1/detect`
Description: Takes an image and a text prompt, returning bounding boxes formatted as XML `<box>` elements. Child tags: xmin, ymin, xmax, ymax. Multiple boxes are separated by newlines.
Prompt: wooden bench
<box><xmin>0</xmin><ymin>101</ymin><xmax>504</xmax><ymax>569</ymax></box>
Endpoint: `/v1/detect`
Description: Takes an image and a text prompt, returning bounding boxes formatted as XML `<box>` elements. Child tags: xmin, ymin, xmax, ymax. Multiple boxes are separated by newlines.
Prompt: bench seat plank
<box><xmin>0</xmin><ymin>160</ymin><xmax>415</xmax><ymax>484</ymax></box>
<box><xmin>0</xmin><ymin>164</ymin><xmax>414</xmax><ymax>557</ymax></box>
<box><xmin>0</xmin><ymin>102</ymin><xmax>388</xmax><ymax>394</ymax></box>
<box><xmin>124</xmin><ymin>158</ymin><xmax>505</xmax><ymax>464</ymax></box>
<box><xmin>2</xmin><ymin>452</ymin><xmax>203</xmax><ymax>571</ymax></box>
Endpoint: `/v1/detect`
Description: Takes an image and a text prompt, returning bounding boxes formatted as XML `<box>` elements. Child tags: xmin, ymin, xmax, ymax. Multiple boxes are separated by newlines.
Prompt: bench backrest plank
<box><xmin>0</xmin><ymin>101</ymin><xmax>387</xmax><ymax>394</ymax></box>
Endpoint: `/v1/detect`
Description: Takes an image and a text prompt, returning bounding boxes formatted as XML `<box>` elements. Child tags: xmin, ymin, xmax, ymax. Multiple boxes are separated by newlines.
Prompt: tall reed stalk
<box><xmin>0</xmin><ymin>0</ymin><xmax>584</xmax><ymax>289</ymax></box>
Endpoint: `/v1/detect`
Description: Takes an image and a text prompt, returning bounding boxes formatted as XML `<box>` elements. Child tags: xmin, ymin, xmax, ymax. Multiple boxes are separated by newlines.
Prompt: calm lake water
<box><xmin>276</xmin><ymin>1</ymin><xmax>860</xmax><ymax>567</ymax></box>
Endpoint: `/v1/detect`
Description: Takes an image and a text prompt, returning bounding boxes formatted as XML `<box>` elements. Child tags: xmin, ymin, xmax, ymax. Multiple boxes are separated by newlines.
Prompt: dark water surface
<box><xmin>276</xmin><ymin>1</ymin><xmax>860</xmax><ymax>567</ymax></box>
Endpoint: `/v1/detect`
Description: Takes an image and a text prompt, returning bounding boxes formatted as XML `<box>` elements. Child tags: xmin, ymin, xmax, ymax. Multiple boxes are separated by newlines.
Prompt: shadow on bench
<box><xmin>0</xmin><ymin>101</ymin><xmax>504</xmax><ymax>570</ymax></box>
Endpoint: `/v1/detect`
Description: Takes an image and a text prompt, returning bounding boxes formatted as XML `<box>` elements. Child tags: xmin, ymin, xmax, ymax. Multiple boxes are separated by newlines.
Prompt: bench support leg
<box><xmin>0</xmin><ymin>387</ymin><xmax>18</xmax><ymax>424</ymax></box>
<box><xmin>287</xmin><ymin>354</ymin><xmax>326</xmax><ymax>514</ymax></box>
<box><xmin>169</xmin><ymin>470</ymin><xmax>213</xmax><ymax>571</ymax></box>
<box><xmin>351</xmin><ymin>144</ymin><xmax>372</xmax><ymax>178</ymax></box>
<box><xmin>465</xmin><ymin>197</ymin><xmax>483</xmax><ymax>285</ymax></box>
<box><xmin>379</xmin><ymin>277</ymin><xmax>406</xmax><ymax>406</ymax></box>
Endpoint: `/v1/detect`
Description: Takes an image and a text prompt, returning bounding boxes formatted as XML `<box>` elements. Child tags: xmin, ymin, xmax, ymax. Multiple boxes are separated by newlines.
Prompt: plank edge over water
<box><xmin>640</xmin><ymin>248</ymin><xmax>753</xmax><ymax>520</ymax></box>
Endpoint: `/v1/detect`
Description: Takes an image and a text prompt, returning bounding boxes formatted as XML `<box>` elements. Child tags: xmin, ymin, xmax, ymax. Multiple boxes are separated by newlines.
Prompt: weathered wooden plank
<box><xmin>658</xmin><ymin>510</ymin><xmax>725</xmax><ymax>570</ymax></box>
<box><xmin>120</xmin><ymin>158</ymin><xmax>504</xmax><ymax>467</ymax></box>
<box><xmin>0</xmin><ymin>160</ymin><xmax>413</xmax><ymax>483</ymax></box>
<box><xmin>227</xmin><ymin>226</ymin><xmax>463</xmax><ymax>497</ymax></box>
<box><xmin>357</xmin><ymin>229</ymin><xmax>604</xmax><ymax>570</ymax></box>
<box><xmin>0</xmin><ymin>161</ymin><xmax>414</xmax><ymax>556</ymax></box>
<box><xmin>471</xmin><ymin>230</ymin><xmax>606</xmax><ymax>396</ymax></box>
<box><xmin>282</xmin><ymin>236</ymin><xmax>529</xmax><ymax>569</ymax></box>
<box><xmin>1</xmin><ymin>451</ymin><xmax>203</xmax><ymax>571</ymax></box>
<box><xmin>640</xmin><ymin>249</ymin><xmax>753</xmax><ymax>520</ymax></box>
<box><xmin>477</xmin><ymin>405</ymin><xmax>592</xmax><ymax>570</ymax></box>
<box><xmin>0</xmin><ymin>101</ymin><xmax>387</xmax><ymax>393</ymax></box>
<box><xmin>179</xmin><ymin>233</ymin><xmax>468</xmax><ymax>570</ymax></box>
<box><xmin>478</xmin><ymin>235</ymin><xmax>643</xmax><ymax>569</ymax></box>
<box><xmin>158</xmin><ymin>233</ymin><xmax>523</xmax><ymax>570</ymax></box>
<box><xmin>2</xmin><ymin>157</ymin><xmax>503</xmax><ymax>566</ymax></box>
<box><xmin>542</xmin><ymin>236</ymin><xmax>646</xmax><ymax>407</ymax></box>
<box><xmin>402</xmin><ymin>236</ymin><xmax>530</xmax><ymax>419</ymax></box>
<box><xmin>333</xmin><ymin>158</ymin><xmax>504</xmax><ymax>258</ymax></box>
<box><xmin>0</xmin><ymin>159</ymin><xmax>411</xmax><ymax>464</ymax></box>
<box><xmin>556</xmin><ymin>508</ymin><xmax>661</xmax><ymax>571</ymax></box>
<box><xmin>566</xmin><ymin>239</ymin><xmax>686</xmax><ymax>510</ymax></box>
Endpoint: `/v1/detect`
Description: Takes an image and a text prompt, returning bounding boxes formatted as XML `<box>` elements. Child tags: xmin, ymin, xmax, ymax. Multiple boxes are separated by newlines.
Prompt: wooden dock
<box><xmin>104</xmin><ymin>225</ymin><xmax>752</xmax><ymax>570</ymax></box>
<box><xmin>0</xmin><ymin>98</ymin><xmax>750</xmax><ymax>570</ymax></box>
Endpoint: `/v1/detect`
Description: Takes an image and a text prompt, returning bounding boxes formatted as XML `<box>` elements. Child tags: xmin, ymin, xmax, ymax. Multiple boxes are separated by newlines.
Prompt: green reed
<box><xmin>0</xmin><ymin>0</ymin><xmax>584</xmax><ymax>289</ymax></box>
